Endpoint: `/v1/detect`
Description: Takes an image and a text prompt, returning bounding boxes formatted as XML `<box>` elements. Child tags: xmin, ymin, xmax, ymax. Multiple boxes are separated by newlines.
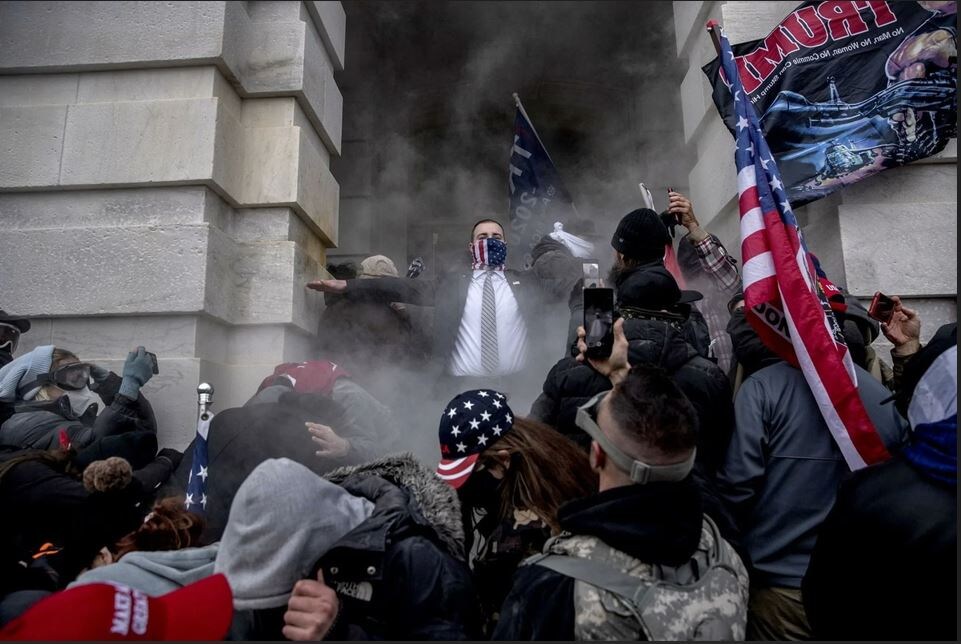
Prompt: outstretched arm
<box><xmin>307</xmin><ymin>277</ymin><xmax>437</xmax><ymax>306</ymax></box>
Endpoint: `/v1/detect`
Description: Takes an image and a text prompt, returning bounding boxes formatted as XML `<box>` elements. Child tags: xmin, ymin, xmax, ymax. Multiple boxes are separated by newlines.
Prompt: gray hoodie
<box><xmin>214</xmin><ymin>457</ymin><xmax>374</xmax><ymax>610</ymax></box>
<box><xmin>69</xmin><ymin>543</ymin><xmax>218</xmax><ymax>596</ymax></box>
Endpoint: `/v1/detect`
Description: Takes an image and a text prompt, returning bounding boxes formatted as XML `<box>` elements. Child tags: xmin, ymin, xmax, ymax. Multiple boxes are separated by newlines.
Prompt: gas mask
<box><xmin>64</xmin><ymin>387</ymin><xmax>105</xmax><ymax>418</ymax></box>
<box><xmin>471</xmin><ymin>238</ymin><xmax>508</xmax><ymax>270</ymax></box>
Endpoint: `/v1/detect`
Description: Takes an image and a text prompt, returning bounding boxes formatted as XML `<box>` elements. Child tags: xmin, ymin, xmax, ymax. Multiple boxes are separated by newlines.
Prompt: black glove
<box><xmin>157</xmin><ymin>448</ymin><xmax>184</xmax><ymax>471</ymax></box>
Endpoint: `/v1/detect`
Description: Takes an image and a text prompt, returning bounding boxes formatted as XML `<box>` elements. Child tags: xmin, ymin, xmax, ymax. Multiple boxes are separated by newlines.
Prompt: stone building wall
<box><xmin>0</xmin><ymin>1</ymin><xmax>346</xmax><ymax>448</ymax></box>
<box><xmin>675</xmin><ymin>0</ymin><xmax>957</xmax><ymax>355</ymax></box>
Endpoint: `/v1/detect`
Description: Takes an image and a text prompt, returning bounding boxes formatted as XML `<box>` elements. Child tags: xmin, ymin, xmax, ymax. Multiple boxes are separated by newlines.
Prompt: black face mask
<box><xmin>0</xmin><ymin>349</ymin><xmax>12</xmax><ymax>368</ymax></box>
<box><xmin>727</xmin><ymin>308</ymin><xmax>778</xmax><ymax>375</ymax></box>
<box><xmin>458</xmin><ymin>468</ymin><xmax>503</xmax><ymax>518</ymax></box>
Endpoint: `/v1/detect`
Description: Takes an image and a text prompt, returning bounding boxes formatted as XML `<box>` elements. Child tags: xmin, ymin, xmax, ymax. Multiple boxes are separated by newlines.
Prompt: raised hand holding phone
<box><xmin>577</xmin><ymin>317</ymin><xmax>631</xmax><ymax>385</ymax></box>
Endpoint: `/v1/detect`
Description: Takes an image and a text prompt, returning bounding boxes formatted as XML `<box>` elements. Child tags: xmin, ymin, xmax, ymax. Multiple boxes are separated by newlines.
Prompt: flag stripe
<box><xmin>718</xmin><ymin>28</ymin><xmax>889</xmax><ymax>471</ymax></box>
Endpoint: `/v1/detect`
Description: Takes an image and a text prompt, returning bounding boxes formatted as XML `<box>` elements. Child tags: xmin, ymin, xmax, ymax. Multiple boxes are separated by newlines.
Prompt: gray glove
<box><xmin>119</xmin><ymin>346</ymin><xmax>153</xmax><ymax>399</ymax></box>
<box><xmin>89</xmin><ymin>364</ymin><xmax>111</xmax><ymax>383</ymax></box>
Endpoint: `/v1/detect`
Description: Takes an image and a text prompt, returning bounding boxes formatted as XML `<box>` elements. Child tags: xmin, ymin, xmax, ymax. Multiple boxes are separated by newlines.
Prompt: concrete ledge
<box><xmin>305</xmin><ymin>1</ymin><xmax>347</xmax><ymax>71</ymax></box>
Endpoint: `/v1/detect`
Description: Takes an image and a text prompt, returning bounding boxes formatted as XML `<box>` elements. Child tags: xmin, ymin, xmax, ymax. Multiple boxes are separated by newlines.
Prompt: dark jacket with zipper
<box><xmin>493</xmin><ymin>478</ymin><xmax>705</xmax><ymax>641</ymax></box>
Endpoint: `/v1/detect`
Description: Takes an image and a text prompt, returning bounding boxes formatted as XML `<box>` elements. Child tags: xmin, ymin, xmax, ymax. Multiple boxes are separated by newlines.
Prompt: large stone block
<box><xmin>60</xmin><ymin>99</ymin><xmax>218</xmax><ymax>187</ymax></box>
<box><xmin>688</xmin><ymin>117</ymin><xmax>737</xmax><ymax>226</ymax></box>
<box><xmin>0</xmin><ymin>224</ymin><xmax>209</xmax><ymax>317</ymax></box>
<box><xmin>0</xmin><ymin>1</ymin><xmax>226</xmax><ymax>71</ymax></box>
<box><xmin>0</xmin><ymin>187</ymin><xmax>208</xmax><ymax>229</ymax></box>
<box><xmin>0</xmin><ymin>74</ymin><xmax>78</xmax><ymax>107</ymax></box>
<box><xmin>0</xmin><ymin>105</ymin><xmax>67</xmax><ymax>187</ymax></box>
<box><xmin>839</xmin><ymin>201</ymin><xmax>957</xmax><ymax>298</ymax></box>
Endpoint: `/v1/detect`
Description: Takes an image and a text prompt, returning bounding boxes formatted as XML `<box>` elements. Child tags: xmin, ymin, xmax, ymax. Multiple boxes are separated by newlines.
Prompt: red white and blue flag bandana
<box><xmin>471</xmin><ymin>238</ymin><xmax>507</xmax><ymax>270</ymax></box>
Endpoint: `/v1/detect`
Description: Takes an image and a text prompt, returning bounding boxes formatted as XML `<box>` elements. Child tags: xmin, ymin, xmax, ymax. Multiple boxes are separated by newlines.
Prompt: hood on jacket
<box><xmin>70</xmin><ymin>543</ymin><xmax>219</xmax><ymax>596</ymax></box>
<box><xmin>612</xmin><ymin>263</ymin><xmax>681</xmax><ymax>311</ymax></box>
<box><xmin>215</xmin><ymin>458</ymin><xmax>374</xmax><ymax>610</ymax></box>
<box><xmin>324</xmin><ymin>453</ymin><xmax>466</xmax><ymax>561</ymax></box>
<box><xmin>0</xmin><ymin>345</ymin><xmax>54</xmax><ymax>403</ymax></box>
<box><xmin>558</xmin><ymin>477</ymin><xmax>704</xmax><ymax>566</ymax></box>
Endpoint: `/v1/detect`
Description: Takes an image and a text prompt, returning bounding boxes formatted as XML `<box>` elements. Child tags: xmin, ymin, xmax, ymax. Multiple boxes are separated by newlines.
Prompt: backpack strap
<box><xmin>526</xmin><ymin>552</ymin><xmax>649</xmax><ymax>623</ymax></box>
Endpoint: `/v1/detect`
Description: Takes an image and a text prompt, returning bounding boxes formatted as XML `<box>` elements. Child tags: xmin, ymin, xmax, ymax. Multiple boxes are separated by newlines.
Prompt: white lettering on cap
<box><xmin>132</xmin><ymin>590</ymin><xmax>149</xmax><ymax>635</ymax></box>
<box><xmin>111</xmin><ymin>588</ymin><xmax>132</xmax><ymax>636</ymax></box>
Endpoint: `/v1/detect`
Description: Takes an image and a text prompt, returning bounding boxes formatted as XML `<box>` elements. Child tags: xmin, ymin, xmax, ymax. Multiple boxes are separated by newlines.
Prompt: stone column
<box><xmin>675</xmin><ymin>1</ymin><xmax>957</xmax><ymax>354</ymax></box>
<box><xmin>0</xmin><ymin>1</ymin><xmax>346</xmax><ymax>447</ymax></box>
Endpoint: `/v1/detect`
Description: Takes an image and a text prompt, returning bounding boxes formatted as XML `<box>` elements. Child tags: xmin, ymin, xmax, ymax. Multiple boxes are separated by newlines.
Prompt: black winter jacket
<box><xmin>0</xmin><ymin>373</ymin><xmax>156</xmax><ymax>451</ymax></box>
<box><xmin>493</xmin><ymin>479</ymin><xmax>705</xmax><ymax>641</ymax></box>
<box><xmin>171</xmin><ymin>387</ymin><xmax>383</xmax><ymax>544</ymax></box>
<box><xmin>0</xmin><ymin>443</ymin><xmax>175</xmax><ymax>594</ymax></box>
<box><xmin>531</xmin><ymin>316</ymin><xmax>734</xmax><ymax>473</ymax></box>
<box><xmin>802</xmin><ymin>455</ymin><xmax>956</xmax><ymax>640</ymax></box>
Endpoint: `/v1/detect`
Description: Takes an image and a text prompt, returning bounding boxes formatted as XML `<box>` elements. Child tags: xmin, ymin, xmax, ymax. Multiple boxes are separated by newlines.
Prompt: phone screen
<box><xmin>584</xmin><ymin>288</ymin><xmax>615</xmax><ymax>358</ymax></box>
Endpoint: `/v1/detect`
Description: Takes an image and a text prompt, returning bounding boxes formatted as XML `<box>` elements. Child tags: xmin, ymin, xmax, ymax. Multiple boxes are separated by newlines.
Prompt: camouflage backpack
<box><xmin>523</xmin><ymin>515</ymin><xmax>749</xmax><ymax>641</ymax></box>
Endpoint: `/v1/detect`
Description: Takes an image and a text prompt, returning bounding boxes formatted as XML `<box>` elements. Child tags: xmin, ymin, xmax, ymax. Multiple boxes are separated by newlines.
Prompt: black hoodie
<box><xmin>492</xmin><ymin>478</ymin><xmax>704</xmax><ymax>640</ymax></box>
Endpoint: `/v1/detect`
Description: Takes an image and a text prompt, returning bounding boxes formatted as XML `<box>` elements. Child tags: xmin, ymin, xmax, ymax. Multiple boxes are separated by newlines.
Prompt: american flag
<box><xmin>471</xmin><ymin>238</ymin><xmax>507</xmax><ymax>270</ymax></box>
<box><xmin>717</xmin><ymin>28</ymin><xmax>890</xmax><ymax>470</ymax></box>
<box><xmin>185</xmin><ymin>410</ymin><xmax>214</xmax><ymax>513</ymax></box>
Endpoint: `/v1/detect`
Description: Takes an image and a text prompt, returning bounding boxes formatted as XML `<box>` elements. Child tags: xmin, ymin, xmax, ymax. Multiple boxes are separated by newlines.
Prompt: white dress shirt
<box><xmin>449</xmin><ymin>269</ymin><xmax>529</xmax><ymax>376</ymax></box>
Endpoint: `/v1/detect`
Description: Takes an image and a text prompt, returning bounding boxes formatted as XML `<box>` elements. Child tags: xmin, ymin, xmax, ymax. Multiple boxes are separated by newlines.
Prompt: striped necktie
<box><xmin>481</xmin><ymin>270</ymin><xmax>499</xmax><ymax>374</ymax></box>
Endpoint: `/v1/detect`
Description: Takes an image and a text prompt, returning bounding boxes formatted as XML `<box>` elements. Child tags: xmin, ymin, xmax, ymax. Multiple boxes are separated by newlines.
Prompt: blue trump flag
<box><xmin>508</xmin><ymin>94</ymin><xmax>577</xmax><ymax>267</ymax></box>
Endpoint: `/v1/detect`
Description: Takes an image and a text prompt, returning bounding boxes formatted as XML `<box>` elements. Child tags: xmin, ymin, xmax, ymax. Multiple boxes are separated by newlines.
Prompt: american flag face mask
<box><xmin>471</xmin><ymin>238</ymin><xmax>507</xmax><ymax>270</ymax></box>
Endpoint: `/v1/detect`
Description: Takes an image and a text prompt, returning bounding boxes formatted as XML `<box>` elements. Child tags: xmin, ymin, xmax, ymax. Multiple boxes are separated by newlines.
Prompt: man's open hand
<box><xmin>881</xmin><ymin>295</ymin><xmax>921</xmax><ymax>356</ymax></box>
<box><xmin>306</xmin><ymin>279</ymin><xmax>347</xmax><ymax>293</ymax></box>
<box><xmin>307</xmin><ymin>422</ymin><xmax>351</xmax><ymax>459</ymax></box>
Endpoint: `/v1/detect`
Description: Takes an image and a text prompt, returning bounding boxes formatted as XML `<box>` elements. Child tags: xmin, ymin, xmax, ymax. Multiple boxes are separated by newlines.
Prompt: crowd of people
<box><xmin>0</xmin><ymin>189</ymin><xmax>954</xmax><ymax>641</ymax></box>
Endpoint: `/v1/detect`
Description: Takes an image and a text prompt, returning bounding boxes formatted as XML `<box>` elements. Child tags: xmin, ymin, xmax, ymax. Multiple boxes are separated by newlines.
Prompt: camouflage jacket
<box><xmin>529</xmin><ymin>516</ymin><xmax>750</xmax><ymax>641</ymax></box>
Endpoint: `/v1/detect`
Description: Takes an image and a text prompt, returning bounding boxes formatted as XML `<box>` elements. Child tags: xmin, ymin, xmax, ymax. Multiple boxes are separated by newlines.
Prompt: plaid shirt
<box><xmin>691</xmin><ymin>234</ymin><xmax>741</xmax><ymax>294</ymax></box>
<box><xmin>682</xmin><ymin>233</ymin><xmax>742</xmax><ymax>373</ymax></box>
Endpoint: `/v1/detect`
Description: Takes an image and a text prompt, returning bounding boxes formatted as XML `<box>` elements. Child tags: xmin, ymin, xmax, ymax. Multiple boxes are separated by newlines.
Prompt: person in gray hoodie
<box><xmin>214</xmin><ymin>458</ymin><xmax>376</xmax><ymax>640</ymax></box>
<box><xmin>215</xmin><ymin>454</ymin><xmax>482</xmax><ymax>641</ymax></box>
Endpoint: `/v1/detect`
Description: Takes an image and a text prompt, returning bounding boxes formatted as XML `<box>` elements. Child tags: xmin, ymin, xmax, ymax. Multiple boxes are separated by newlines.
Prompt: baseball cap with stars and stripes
<box><xmin>435</xmin><ymin>389</ymin><xmax>515</xmax><ymax>489</ymax></box>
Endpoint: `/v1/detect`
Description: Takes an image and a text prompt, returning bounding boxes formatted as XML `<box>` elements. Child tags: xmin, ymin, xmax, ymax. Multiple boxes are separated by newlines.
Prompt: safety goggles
<box><xmin>49</xmin><ymin>362</ymin><xmax>94</xmax><ymax>390</ymax></box>
<box><xmin>575</xmin><ymin>390</ymin><xmax>696</xmax><ymax>484</ymax></box>
<box><xmin>0</xmin><ymin>322</ymin><xmax>20</xmax><ymax>353</ymax></box>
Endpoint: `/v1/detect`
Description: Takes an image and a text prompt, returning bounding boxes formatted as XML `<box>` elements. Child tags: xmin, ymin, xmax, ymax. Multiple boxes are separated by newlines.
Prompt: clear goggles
<box><xmin>0</xmin><ymin>323</ymin><xmax>21</xmax><ymax>353</ymax></box>
<box><xmin>47</xmin><ymin>362</ymin><xmax>93</xmax><ymax>391</ymax></box>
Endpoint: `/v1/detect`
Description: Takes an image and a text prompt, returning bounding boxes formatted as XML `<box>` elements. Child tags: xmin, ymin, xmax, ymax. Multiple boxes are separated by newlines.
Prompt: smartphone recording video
<box><xmin>584</xmin><ymin>287</ymin><xmax>615</xmax><ymax>359</ymax></box>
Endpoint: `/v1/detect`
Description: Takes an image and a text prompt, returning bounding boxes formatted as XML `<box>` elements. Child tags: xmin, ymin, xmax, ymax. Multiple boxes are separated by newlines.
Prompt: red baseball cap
<box><xmin>0</xmin><ymin>574</ymin><xmax>233</xmax><ymax>641</ymax></box>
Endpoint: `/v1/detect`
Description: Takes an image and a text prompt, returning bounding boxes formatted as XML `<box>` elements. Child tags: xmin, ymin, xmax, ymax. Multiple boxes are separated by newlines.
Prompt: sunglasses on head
<box><xmin>575</xmin><ymin>390</ymin><xmax>696</xmax><ymax>485</ymax></box>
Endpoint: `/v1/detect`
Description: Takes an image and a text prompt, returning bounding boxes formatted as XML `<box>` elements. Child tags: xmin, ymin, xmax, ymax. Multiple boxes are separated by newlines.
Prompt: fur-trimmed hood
<box><xmin>325</xmin><ymin>452</ymin><xmax>465</xmax><ymax>561</ymax></box>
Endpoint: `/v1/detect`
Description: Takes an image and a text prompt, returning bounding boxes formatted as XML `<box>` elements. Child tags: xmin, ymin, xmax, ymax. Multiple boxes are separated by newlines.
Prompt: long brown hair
<box><xmin>477</xmin><ymin>417</ymin><xmax>596</xmax><ymax>533</ymax></box>
<box><xmin>112</xmin><ymin>497</ymin><xmax>205</xmax><ymax>559</ymax></box>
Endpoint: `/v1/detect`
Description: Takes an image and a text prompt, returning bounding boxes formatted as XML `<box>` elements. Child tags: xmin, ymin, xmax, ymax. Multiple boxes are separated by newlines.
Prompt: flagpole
<box><xmin>512</xmin><ymin>92</ymin><xmax>562</xmax><ymax>171</ymax></box>
<box><xmin>705</xmin><ymin>19</ymin><xmax>722</xmax><ymax>56</ymax></box>
<box><xmin>511</xmin><ymin>92</ymin><xmax>580</xmax><ymax>217</ymax></box>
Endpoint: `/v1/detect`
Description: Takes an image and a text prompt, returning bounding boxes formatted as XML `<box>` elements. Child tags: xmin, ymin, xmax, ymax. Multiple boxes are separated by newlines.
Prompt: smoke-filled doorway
<box><xmin>329</xmin><ymin>0</ymin><xmax>692</xmax><ymax>277</ymax></box>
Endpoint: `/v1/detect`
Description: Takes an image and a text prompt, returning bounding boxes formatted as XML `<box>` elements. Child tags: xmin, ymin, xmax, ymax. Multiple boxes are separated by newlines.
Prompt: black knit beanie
<box><xmin>611</xmin><ymin>208</ymin><xmax>672</xmax><ymax>262</ymax></box>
